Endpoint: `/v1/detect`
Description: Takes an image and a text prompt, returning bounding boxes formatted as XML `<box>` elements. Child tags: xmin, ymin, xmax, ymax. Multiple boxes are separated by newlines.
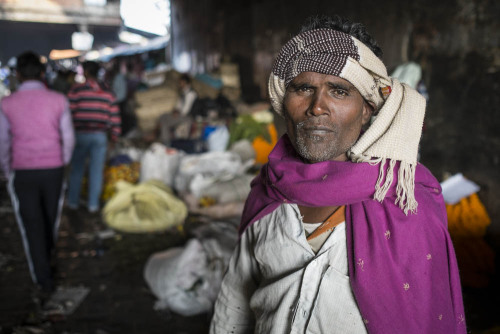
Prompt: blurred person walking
<box><xmin>67</xmin><ymin>61</ymin><xmax>121</xmax><ymax>213</ymax></box>
<box><xmin>52</xmin><ymin>69</ymin><xmax>76</xmax><ymax>95</ymax></box>
<box><xmin>0</xmin><ymin>51</ymin><xmax>75</xmax><ymax>297</ymax></box>
<box><xmin>111</xmin><ymin>59</ymin><xmax>136</xmax><ymax>136</ymax></box>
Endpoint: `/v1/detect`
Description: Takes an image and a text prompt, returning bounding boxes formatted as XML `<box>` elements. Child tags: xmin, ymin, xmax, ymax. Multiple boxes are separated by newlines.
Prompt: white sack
<box><xmin>207</xmin><ymin>126</ymin><xmax>230</xmax><ymax>152</ymax></box>
<box><xmin>143</xmin><ymin>221</ymin><xmax>239</xmax><ymax>316</ymax></box>
<box><xmin>140</xmin><ymin>143</ymin><xmax>183</xmax><ymax>186</ymax></box>
<box><xmin>174</xmin><ymin>151</ymin><xmax>242</xmax><ymax>193</ymax></box>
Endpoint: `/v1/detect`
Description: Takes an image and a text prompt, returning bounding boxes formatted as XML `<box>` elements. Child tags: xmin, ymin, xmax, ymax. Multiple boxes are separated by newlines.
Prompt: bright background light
<box><xmin>84</xmin><ymin>0</ymin><xmax>107</xmax><ymax>6</ymax></box>
<box><xmin>174</xmin><ymin>51</ymin><xmax>191</xmax><ymax>73</ymax></box>
<box><xmin>120</xmin><ymin>0</ymin><xmax>170</xmax><ymax>36</ymax></box>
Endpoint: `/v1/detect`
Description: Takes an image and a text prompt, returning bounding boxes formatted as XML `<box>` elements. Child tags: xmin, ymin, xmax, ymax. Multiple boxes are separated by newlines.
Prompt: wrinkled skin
<box><xmin>283</xmin><ymin>72</ymin><xmax>373</xmax><ymax>163</ymax></box>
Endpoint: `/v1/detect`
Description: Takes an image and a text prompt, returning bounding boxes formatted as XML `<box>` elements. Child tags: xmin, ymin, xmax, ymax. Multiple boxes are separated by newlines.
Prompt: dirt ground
<box><xmin>0</xmin><ymin>182</ymin><xmax>211</xmax><ymax>334</ymax></box>
<box><xmin>1</xmin><ymin>179</ymin><xmax>499</xmax><ymax>334</ymax></box>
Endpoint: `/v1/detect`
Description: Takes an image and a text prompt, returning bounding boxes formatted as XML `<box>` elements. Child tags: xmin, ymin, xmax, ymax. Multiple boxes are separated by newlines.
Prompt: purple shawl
<box><xmin>240</xmin><ymin>135</ymin><xmax>466</xmax><ymax>333</ymax></box>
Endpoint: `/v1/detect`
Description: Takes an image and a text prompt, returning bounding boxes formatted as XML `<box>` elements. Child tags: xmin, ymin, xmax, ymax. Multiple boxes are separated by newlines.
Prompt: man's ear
<box><xmin>362</xmin><ymin>101</ymin><xmax>375</xmax><ymax>125</ymax></box>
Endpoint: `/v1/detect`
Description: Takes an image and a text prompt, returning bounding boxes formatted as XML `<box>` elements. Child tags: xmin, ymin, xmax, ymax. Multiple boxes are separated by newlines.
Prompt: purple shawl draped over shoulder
<box><xmin>240</xmin><ymin>135</ymin><xmax>466</xmax><ymax>334</ymax></box>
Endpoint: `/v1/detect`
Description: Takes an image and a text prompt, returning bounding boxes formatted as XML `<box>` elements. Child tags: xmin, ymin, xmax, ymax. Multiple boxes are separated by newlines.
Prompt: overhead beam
<box><xmin>0</xmin><ymin>2</ymin><xmax>121</xmax><ymax>26</ymax></box>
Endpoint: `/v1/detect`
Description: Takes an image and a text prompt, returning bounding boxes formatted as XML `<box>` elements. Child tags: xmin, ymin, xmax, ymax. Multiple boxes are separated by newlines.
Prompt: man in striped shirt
<box><xmin>67</xmin><ymin>61</ymin><xmax>121</xmax><ymax>213</ymax></box>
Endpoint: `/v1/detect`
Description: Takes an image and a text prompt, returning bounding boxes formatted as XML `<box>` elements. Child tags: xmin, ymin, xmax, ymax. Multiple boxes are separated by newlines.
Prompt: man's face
<box><xmin>283</xmin><ymin>72</ymin><xmax>373</xmax><ymax>163</ymax></box>
<box><xmin>179</xmin><ymin>79</ymin><xmax>188</xmax><ymax>91</ymax></box>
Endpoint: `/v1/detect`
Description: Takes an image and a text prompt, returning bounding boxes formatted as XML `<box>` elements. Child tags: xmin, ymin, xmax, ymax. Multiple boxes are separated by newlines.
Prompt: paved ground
<box><xmin>1</xmin><ymin>180</ymin><xmax>500</xmax><ymax>334</ymax></box>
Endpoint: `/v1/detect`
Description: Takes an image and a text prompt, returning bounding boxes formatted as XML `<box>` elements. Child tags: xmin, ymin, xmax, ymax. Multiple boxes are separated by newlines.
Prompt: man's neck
<box><xmin>85</xmin><ymin>78</ymin><xmax>100</xmax><ymax>89</ymax></box>
<box><xmin>298</xmin><ymin>205</ymin><xmax>341</xmax><ymax>224</ymax></box>
<box><xmin>19</xmin><ymin>78</ymin><xmax>41</xmax><ymax>84</ymax></box>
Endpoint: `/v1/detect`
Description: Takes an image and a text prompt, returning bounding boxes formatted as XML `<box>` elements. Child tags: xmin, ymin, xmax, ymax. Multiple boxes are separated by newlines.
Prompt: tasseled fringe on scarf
<box><xmin>396</xmin><ymin>161</ymin><xmax>418</xmax><ymax>215</ymax></box>
<box><xmin>350</xmin><ymin>153</ymin><xmax>418</xmax><ymax>215</ymax></box>
<box><xmin>374</xmin><ymin>159</ymin><xmax>396</xmax><ymax>203</ymax></box>
<box><xmin>374</xmin><ymin>159</ymin><xmax>418</xmax><ymax>215</ymax></box>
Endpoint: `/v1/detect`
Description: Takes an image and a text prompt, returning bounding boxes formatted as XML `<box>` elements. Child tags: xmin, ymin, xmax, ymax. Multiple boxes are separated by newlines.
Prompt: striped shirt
<box><xmin>68</xmin><ymin>79</ymin><xmax>121</xmax><ymax>141</ymax></box>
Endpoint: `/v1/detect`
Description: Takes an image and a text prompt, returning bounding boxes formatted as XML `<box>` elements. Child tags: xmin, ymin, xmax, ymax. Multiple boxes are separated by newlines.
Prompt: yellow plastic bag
<box><xmin>103</xmin><ymin>180</ymin><xmax>187</xmax><ymax>233</ymax></box>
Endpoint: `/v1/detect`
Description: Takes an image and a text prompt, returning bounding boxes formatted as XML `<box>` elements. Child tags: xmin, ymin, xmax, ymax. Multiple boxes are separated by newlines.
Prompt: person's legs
<box><xmin>8</xmin><ymin>170</ymin><xmax>54</xmax><ymax>293</ymax></box>
<box><xmin>87</xmin><ymin>132</ymin><xmax>107</xmax><ymax>212</ymax></box>
<box><xmin>119</xmin><ymin>100</ymin><xmax>137</xmax><ymax>136</ymax></box>
<box><xmin>40</xmin><ymin>167</ymin><xmax>65</xmax><ymax>255</ymax></box>
<box><xmin>67</xmin><ymin>133</ymin><xmax>90</xmax><ymax>208</ymax></box>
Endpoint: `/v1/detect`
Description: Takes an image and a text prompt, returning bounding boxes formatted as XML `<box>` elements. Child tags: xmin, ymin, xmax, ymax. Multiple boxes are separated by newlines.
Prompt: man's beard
<box><xmin>292</xmin><ymin>118</ymin><xmax>352</xmax><ymax>163</ymax></box>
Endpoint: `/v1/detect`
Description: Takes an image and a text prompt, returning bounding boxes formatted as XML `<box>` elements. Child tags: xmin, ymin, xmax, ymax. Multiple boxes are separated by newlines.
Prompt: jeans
<box><xmin>67</xmin><ymin>132</ymin><xmax>107</xmax><ymax>211</ymax></box>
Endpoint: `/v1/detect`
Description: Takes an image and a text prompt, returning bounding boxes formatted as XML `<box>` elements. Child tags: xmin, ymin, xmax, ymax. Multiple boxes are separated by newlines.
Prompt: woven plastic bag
<box><xmin>194</xmin><ymin>174</ymin><xmax>254</xmax><ymax>204</ymax></box>
<box><xmin>206</xmin><ymin>125</ymin><xmax>230</xmax><ymax>152</ymax></box>
<box><xmin>174</xmin><ymin>151</ymin><xmax>243</xmax><ymax>194</ymax></box>
<box><xmin>103</xmin><ymin>179</ymin><xmax>187</xmax><ymax>233</ymax></box>
<box><xmin>143</xmin><ymin>239</ymin><xmax>212</xmax><ymax>316</ymax></box>
<box><xmin>140</xmin><ymin>143</ymin><xmax>183</xmax><ymax>187</ymax></box>
<box><xmin>144</xmin><ymin>221</ymin><xmax>238</xmax><ymax>316</ymax></box>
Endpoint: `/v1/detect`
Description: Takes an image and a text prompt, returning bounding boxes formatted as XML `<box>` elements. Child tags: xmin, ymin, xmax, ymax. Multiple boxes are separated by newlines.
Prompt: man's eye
<box><xmin>293</xmin><ymin>85</ymin><xmax>313</xmax><ymax>93</ymax></box>
<box><xmin>332</xmin><ymin>89</ymin><xmax>348</xmax><ymax>97</ymax></box>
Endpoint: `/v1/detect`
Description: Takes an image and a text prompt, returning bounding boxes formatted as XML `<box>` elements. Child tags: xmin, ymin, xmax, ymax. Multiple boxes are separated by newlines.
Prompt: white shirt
<box><xmin>176</xmin><ymin>87</ymin><xmax>197</xmax><ymax>116</ymax></box>
<box><xmin>112</xmin><ymin>73</ymin><xmax>127</xmax><ymax>103</ymax></box>
<box><xmin>210</xmin><ymin>203</ymin><xmax>367</xmax><ymax>334</ymax></box>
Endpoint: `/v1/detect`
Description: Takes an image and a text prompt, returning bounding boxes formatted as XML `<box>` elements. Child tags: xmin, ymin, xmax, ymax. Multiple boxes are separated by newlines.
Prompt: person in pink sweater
<box><xmin>0</xmin><ymin>51</ymin><xmax>75</xmax><ymax>300</ymax></box>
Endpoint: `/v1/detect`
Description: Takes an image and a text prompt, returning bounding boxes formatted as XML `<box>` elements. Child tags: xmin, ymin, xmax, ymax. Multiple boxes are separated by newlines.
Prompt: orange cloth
<box><xmin>307</xmin><ymin>206</ymin><xmax>345</xmax><ymax>241</ymax></box>
<box><xmin>446</xmin><ymin>193</ymin><xmax>494</xmax><ymax>288</ymax></box>
<box><xmin>446</xmin><ymin>193</ymin><xmax>491</xmax><ymax>238</ymax></box>
<box><xmin>252</xmin><ymin>123</ymin><xmax>278</xmax><ymax>164</ymax></box>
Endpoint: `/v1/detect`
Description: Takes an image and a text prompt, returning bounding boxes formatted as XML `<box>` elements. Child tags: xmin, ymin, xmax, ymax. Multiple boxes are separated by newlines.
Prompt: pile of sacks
<box><xmin>102</xmin><ymin>137</ymin><xmax>257</xmax><ymax>233</ymax></box>
<box><xmin>102</xmin><ymin>108</ymin><xmax>277</xmax><ymax>234</ymax></box>
<box><xmin>173</xmin><ymin>149</ymin><xmax>255</xmax><ymax>219</ymax></box>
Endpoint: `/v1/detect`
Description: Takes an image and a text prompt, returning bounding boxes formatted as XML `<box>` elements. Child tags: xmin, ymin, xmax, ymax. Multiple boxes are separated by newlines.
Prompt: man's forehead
<box><xmin>288</xmin><ymin>71</ymin><xmax>357</xmax><ymax>89</ymax></box>
<box><xmin>291</xmin><ymin>72</ymin><xmax>351</xmax><ymax>84</ymax></box>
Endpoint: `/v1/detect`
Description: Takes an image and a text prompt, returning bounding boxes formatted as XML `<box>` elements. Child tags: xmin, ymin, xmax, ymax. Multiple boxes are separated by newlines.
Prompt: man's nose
<box><xmin>308</xmin><ymin>90</ymin><xmax>329</xmax><ymax>116</ymax></box>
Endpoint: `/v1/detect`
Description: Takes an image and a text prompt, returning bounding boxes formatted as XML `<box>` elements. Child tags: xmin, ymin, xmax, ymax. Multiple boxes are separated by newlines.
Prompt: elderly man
<box><xmin>210</xmin><ymin>16</ymin><xmax>466</xmax><ymax>334</ymax></box>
